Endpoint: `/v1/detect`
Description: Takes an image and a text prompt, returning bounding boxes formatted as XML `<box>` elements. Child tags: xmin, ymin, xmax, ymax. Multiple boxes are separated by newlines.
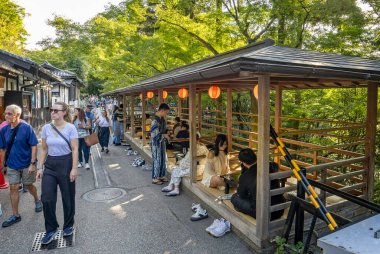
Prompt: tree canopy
<box><xmin>23</xmin><ymin>0</ymin><xmax>379</xmax><ymax>94</ymax></box>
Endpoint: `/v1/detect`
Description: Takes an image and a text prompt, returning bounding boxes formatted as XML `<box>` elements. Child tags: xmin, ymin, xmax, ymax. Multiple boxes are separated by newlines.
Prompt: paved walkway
<box><xmin>0</xmin><ymin>144</ymin><xmax>253</xmax><ymax>253</ymax></box>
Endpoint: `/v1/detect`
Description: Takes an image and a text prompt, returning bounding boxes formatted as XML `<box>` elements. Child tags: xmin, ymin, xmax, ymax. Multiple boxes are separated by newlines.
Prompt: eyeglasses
<box><xmin>4</xmin><ymin>112</ymin><xmax>14</xmax><ymax>116</ymax></box>
<box><xmin>50</xmin><ymin>109</ymin><xmax>64</xmax><ymax>113</ymax></box>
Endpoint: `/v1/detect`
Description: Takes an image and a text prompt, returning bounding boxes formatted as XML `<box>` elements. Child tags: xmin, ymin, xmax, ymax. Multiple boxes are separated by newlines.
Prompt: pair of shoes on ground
<box><xmin>161</xmin><ymin>184</ymin><xmax>179</xmax><ymax>196</ymax></box>
<box><xmin>206</xmin><ymin>218</ymin><xmax>231</xmax><ymax>237</ymax></box>
<box><xmin>101</xmin><ymin>147</ymin><xmax>109</xmax><ymax>153</ymax></box>
<box><xmin>78</xmin><ymin>162</ymin><xmax>90</xmax><ymax>170</ymax></box>
<box><xmin>190</xmin><ymin>203</ymin><xmax>208</xmax><ymax>221</ymax></box>
<box><xmin>132</xmin><ymin>157</ymin><xmax>145</xmax><ymax>167</ymax></box>
<box><xmin>2</xmin><ymin>200</ymin><xmax>43</xmax><ymax>228</ymax></box>
<box><xmin>41</xmin><ymin>226</ymin><xmax>74</xmax><ymax>245</ymax></box>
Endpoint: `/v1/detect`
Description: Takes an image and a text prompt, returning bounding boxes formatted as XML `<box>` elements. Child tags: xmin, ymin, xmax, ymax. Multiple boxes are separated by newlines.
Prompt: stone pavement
<box><xmin>0</xmin><ymin>144</ymin><xmax>254</xmax><ymax>254</ymax></box>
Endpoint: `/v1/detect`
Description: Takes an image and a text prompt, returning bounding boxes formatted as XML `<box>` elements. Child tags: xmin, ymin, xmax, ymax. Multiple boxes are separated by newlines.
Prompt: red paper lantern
<box><xmin>147</xmin><ymin>91</ymin><xmax>154</xmax><ymax>99</ymax></box>
<box><xmin>178</xmin><ymin>88</ymin><xmax>189</xmax><ymax>99</ymax></box>
<box><xmin>253</xmin><ymin>85</ymin><xmax>258</xmax><ymax>99</ymax></box>
<box><xmin>162</xmin><ymin>90</ymin><xmax>168</xmax><ymax>99</ymax></box>
<box><xmin>208</xmin><ymin>85</ymin><xmax>221</xmax><ymax>99</ymax></box>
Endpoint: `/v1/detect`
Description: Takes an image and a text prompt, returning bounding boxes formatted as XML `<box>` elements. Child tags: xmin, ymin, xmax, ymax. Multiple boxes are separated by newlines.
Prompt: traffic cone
<box><xmin>0</xmin><ymin>171</ymin><xmax>8</xmax><ymax>189</ymax></box>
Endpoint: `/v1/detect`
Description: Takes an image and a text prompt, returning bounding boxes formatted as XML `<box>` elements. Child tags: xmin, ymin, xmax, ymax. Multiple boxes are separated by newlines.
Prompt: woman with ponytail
<box><xmin>37</xmin><ymin>102</ymin><xmax>79</xmax><ymax>245</ymax></box>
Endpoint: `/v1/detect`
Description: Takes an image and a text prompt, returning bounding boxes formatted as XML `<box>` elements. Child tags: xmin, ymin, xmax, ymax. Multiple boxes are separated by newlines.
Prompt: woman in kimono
<box><xmin>151</xmin><ymin>103</ymin><xmax>170</xmax><ymax>185</ymax></box>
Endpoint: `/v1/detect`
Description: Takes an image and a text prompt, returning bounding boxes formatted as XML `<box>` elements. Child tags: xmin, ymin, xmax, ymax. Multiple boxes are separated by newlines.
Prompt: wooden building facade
<box><xmin>102</xmin><ymin>39</ymin><xmax>379</xmax><ymax>250</ymax></box>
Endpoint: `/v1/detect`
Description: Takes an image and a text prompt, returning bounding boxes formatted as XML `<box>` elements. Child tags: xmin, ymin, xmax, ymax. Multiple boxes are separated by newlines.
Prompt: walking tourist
<box><xmin>37</xmin><ymin>101</ymin><xmax>79</xmax><ymax>244</ymax></box>
<box><xmin>0</xmin><ymin>104</ymin><xmax>42</xmax><ymax>228</ymax></box>
<box><xmin>73</xmin><ymin>108</ymin><xmax>91</xmax><ymax>170</ymax></box>
<box><xmin>96</xmin><ymin>109</ymin><xmax>111</xmax><ymax>153</ymax></box>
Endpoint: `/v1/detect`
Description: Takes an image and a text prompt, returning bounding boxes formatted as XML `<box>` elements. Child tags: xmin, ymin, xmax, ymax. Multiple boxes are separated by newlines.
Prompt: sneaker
<box><xmin>209</xmin><ymin>219</ymin><xmax>231</xmax><ymax>237</ymax></box>
<box><xmin>35</xmin><ymin>200</ymin><xmax>43</xmax><ymax>213</ymax></box>
<box><xmin>101</xmin><ymin>148</ymin><xmax>104</xmax><ymax>152</ymax></box>
<box><xmin>206</xmin><ymin>219</ymin><xmax>222</xmax><ymax>233</ymax></box>
<box><xmin>63</xmin><ymin>226</ymin><xmax>74</xmax><ymax>237</ymax></box>
<box><xmin>41</xmin><ymin>229</ymin><xmax>58</xmax><ymax>245</ymax></box>
<box><xmin>105</xmin><ymin>149</ymin><xmax>109</xmax><ymax>154</ymax></box>
<box><xmin>137</xmin><ymin>159</ymin><xmax>145</xmax><ymax>167</ymax></box>
<box><xmin>191</xmin><ymin>203</ymin><xmax>201</xmax><ymax>212</ymax></box>
<box><xmin>190</xmin><ymin>208</ymin><xmax>208</xmax><ymax>221</ymax></box>
<box><xmin>133</xmin><ymin>150</ymin><xmax>138</xmax><ymax>155</ymax></box>
<box><xmin>2</xmin><ymin>215</ymin><xmax>21</xmax><ymax>228</ymax></box>
<box><xmin>85</xmin><ymin>163</ymin><xmax>90</xmax><ymax>170</ymax></box>
<box><xmin>78</xmin><ymin>163</ymin><xmax>83</xmax><ymax>168</ymax></box>
<box><xmin>162</xmin><ymin>184</ymin><xmax>174</xmax><ymax>192</ymax></box>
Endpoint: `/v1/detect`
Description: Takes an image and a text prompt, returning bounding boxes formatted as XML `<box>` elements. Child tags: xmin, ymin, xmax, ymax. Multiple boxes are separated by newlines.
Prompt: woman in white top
<box><xmin>202</xmin><ymin>134</ymin><xmax>229</xmax><ymax>189</ymax></box>
<box><xmin>96</xmin><ymin>109</ymin><xmax>111</xmax><ymax>153</ymax></box>
<box><xmin>37</xmin><ymin>101</ymin><xmax>79</xmax><ymax>244</ymax></box>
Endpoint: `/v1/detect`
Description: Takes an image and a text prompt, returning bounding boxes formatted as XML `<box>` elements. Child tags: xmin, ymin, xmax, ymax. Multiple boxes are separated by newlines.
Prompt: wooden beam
<box><xmin>365</xmin><ymin>83</ymin><xmax>378</xmax><ymax>200</ymax></box>
<box><xmin>130</xmin><ymin>95</ymin><xmax>135</xmax><ymax>138</ymax></box>
<box><xmin>178</xmin><ymin>95</ymin><xmax>182</xmax><ymax>118</ymax></box>
<box><xmin>189</xmin><ymin>84</ymin><xmax>197</xmax><ymax>183</ymax></box>
<box><xmin>256</xmin><ymin>75</ymin><xmax>271</xmax><ymax>243</ymax></box>
<box><xmin>158</xmin><ymin>88</ymin><xmax>163</xmax><ymax>104</ymax></box>
<box><xmin>197</xmin><ymin>91</ymin><xmax>202</xmax><ymax>133</ymax></box>
<box><xmin>227</xmin><ymin>88</ymin><xmax>233</xmax><ymax>152</ymax></box>
<box><xmin>274</xmin><ymin>86</ymin><xmax>282</xmax><ymax>166</ymax></box>
<box><xmin>142</xmin><ymin>92</ymin><xmax>147</xmax><ymax>146</ymax></box>
<box><xmin>123</xmin><ymin>94</ymin><xmax>126</xmax><ymax>140</ymax></box>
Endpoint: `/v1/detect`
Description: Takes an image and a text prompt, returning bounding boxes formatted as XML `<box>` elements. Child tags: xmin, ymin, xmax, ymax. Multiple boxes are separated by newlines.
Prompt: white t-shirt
<box><xmin>41</xmin><ymin>123</ymin><xmax>78</xmax><ymax>156</ymax></box>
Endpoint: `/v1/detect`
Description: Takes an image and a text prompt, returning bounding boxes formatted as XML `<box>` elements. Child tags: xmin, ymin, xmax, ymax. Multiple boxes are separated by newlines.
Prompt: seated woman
<box><xmin>231</xmin><ymin>148</ymin><xmax>284</xmax><ymax>220</ymax></box>
<box><xmin>162</xmin><ymin>133</ymin><xmax>208</xmax><ymax>196</ymax></box>
<box><xmin>201</xmin><ymin>134</ymin><xmax>229</xmax><ymax>189</ymax></box>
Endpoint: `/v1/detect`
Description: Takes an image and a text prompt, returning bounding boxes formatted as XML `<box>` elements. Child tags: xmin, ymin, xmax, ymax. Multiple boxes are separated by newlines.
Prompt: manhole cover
<box><xmin>82</xmin><ymin>188</ymin><xmax>126</xmax><ymax>202</ymax></box>
<box><xmin>31</xmin><ymin>229</ymin><xmax>75</xmax><ymax>252</ymax></box>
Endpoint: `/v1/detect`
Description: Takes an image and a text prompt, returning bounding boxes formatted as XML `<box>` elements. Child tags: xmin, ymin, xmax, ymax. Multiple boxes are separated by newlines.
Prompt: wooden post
<box><xmin>130</xmin><ymin>95</ymin><xmax>135</xmax><ymax>138</ymax></box>
<box><xmin>158</xmin><ymin>88</ymin><xmax>163</xmax><ymax>104</ymax></box>
<box><xmin>198</xmin><ymin>91</ymin><xmax>202</xmax><ymax>133</ymax></box>
<box><xmin>365</xmin><ymin>83</ymin><xmax>378</xmax><ymax>200</ymax></box>
<box><xmin>226</xmin><ymin>88</ymin><xmax>233</xmax><ymax>152</ymax></box>
<box><xmin>142</xmin><ymin>92</ymin><xmax>147</xmax><ymax>146</ymax></box>
<box><xmin>189</xmin><ymin>84</ymin><xmax>197</xmax><ymax>183</ymax></box>
<box><xmin>274</xmin><ymin>86</ymin><xmax>282</xmax><ymax>165</ymax></box>
<box><xmin>256</xmin><ymin>75</ymin><xmax>271</xmax><ymax>245</ymax></box>
<box><xmin>123</xmin><ymin>94</ymin><xmax>126</xmax><ymax>140</ymax></box>
<box><xmin>178</xmin><ymin>96</ymin><xmax>182</xmax><ymax>118</ymax></box>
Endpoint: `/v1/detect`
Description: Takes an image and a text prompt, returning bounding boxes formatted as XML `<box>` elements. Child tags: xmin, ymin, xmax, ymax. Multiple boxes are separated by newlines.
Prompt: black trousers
<box><xmin>99</xmin><ymin>127</ymin><xmax>110</xmax><ymax>148</ymax></box>
<box><xmin>231</xmin><ymin>193</ymin><xmax>256</xmax><ymax>218</ymax></box>
<box><xmin>41</xmin><ymin>153</ymin><xmax>75</xmax><ymax>233</ymax></box>
<box><xmin>231</xmin><ymin>193</ymin><xmax>284</xmax><ymax>221</ymax></box>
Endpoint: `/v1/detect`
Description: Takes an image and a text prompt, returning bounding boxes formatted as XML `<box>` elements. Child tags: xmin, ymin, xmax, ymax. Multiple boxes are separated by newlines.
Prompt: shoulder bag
<box><xmin>4</xmin><ymin>124</ymin><xmax>21</xmax><ymax>167</ymax></box>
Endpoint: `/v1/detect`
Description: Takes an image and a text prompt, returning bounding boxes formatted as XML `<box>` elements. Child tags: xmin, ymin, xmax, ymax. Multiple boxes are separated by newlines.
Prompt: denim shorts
<box><xmin>7</xmin><ymin>167</ymin><xmax>36</xmax><ymax>185</ymax></box>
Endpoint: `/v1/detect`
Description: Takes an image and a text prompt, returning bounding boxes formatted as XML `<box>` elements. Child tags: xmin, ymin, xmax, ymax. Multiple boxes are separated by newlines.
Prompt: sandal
<box><xmin>152</xmin><ymin>179</ymin><xmax>163</xmax><ymax>185</ymax></box>
<box><xmin>159</xmin><ymin>177</ymin><xmax>169</xmax><ymax>182</ymax></box>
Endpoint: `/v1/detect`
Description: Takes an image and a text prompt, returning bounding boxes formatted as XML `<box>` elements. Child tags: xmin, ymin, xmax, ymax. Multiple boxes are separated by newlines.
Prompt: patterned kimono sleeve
<box><xmin>150</xmin><ymin>119</ymin><xmax>161</xmax><ymax>146</ymax></box>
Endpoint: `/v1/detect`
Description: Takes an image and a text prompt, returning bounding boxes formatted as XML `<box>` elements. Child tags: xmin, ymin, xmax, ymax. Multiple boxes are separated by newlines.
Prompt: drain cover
<box><xmin>31</xmin><ymin>229</ymin><xmax>75</xmax><ymax>252</ymax></box>
<box><xmin>82</xmin><ymin>187</ymin><xmax>126</xmax><ymax>202</ymax></box>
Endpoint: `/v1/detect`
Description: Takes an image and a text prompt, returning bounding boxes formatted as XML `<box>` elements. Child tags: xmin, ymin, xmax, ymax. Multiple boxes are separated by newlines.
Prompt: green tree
<box><xmin>0</xmin><ymin>0</ymin><xmax>28</xmax><ymax>53</ymax></box>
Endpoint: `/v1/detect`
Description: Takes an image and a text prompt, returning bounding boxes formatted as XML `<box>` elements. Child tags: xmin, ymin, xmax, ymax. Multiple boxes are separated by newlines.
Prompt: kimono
<box><xmin>151</xmin><ymin>115</ymin><xmax>167</xmax><ymax>179</ymax></box>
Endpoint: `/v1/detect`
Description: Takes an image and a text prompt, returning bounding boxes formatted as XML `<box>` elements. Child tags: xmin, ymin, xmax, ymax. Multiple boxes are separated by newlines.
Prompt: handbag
<box><xmin>84</xmin><ymin>132</ymin><xmax>99</xmax><ymax>146</ymax></box>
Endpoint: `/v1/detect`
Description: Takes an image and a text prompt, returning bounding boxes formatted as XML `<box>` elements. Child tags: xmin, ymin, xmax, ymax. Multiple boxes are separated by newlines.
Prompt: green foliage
<box><xmin>0</xmin><ymin>0</ymin><xmax>28</xmax><ymax>53</ymax></box>
<box><xmin>274</xmin><ymin>236</ymin><xmax>304</xmax><ymax>254</ymax></box>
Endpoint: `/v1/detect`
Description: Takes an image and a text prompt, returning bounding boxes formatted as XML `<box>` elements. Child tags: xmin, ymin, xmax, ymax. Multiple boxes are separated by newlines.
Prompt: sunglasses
<box><xmin>50</xmin><ymin>109</ymin><xmax>65</xmax><ymax>113</ymax></box>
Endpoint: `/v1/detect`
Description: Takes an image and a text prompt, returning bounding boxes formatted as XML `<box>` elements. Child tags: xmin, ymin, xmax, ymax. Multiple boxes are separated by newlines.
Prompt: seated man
<box><xmin>231</xmin><ymin>148</ymin><xmax>284</xmax><ymax>220</ymax></box>
<box><xmin>172</xmin><ymin>122</ymin><xmax>190</xmax><ymax>152</ymax></box>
